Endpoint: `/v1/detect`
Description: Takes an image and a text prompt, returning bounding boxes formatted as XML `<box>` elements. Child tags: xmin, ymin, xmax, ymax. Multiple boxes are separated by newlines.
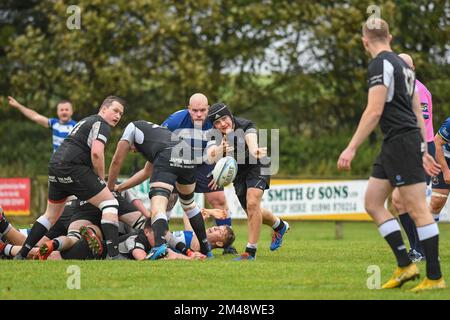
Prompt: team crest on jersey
<box><xmin>422</xmin><ymin>103</ymin><xmax>429</xmax><ymax>119</ymax></box>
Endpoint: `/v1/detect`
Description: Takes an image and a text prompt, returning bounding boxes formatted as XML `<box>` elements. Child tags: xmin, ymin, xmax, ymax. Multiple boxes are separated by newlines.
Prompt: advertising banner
<box><xmin>0</xmin><ymin>178</ymin><xmax>31</xmax><ymax>216</ymax></box>
<box><xmin>225</xmin><ymin>179</ymin><xmax>371</xmax><ymax>221</ymax></box>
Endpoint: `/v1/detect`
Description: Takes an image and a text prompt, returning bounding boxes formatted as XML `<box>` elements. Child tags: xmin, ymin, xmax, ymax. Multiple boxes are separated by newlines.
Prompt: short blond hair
<box><xmin>362</xmin><ymin>18</ymin><xmax>390</xmax><ymax>43</ymax></box>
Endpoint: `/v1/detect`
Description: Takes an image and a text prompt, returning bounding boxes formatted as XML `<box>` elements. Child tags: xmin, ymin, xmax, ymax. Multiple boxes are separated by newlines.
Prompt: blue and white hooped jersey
<box><xmin>48</xmin><ymin>118</ymin><xmax>77</xmax><ymax>152</ymax></box>
<box><xmin>161</xmin><ymin>109</ymin><xmax>213</xmax><ymax>162</ymax></box>
<box><xmin>171</xmin><ymin>230</ymin><xmax>194</xmax><ymax>249</ymax></box>
<box><xmin>437</xmin><ymin>117</ymin><xmax>450</xmax><ymax>158</ymax></box>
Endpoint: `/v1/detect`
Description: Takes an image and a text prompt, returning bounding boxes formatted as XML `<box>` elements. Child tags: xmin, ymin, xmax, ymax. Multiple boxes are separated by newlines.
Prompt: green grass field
<box><xmin>1</xmin><ymin>220</ymin><xmax>450</xmax><ymax>300</ymax></box>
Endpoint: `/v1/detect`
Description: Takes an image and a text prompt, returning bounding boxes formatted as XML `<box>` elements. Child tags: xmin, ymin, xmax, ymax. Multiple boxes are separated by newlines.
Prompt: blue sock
<box><xmin>215</xmin><ymin>218</ymin><xmax>232</xmax><ymax>226</ymax></box>
<box><xmin>399</xmin><ymin>213</ymin><xmax>423</xmax><ymax>255</ymax></box>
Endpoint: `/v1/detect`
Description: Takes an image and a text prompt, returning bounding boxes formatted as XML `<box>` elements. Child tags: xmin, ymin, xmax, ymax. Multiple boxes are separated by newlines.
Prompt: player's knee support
<box><xmin>151</xmin><ymin>212</ymin><xmax>168</xmax><ymax>224</ymax></box>
<box><xmin>431</xmin><ymin>192</ymin><xmax>448</xmax><ymax>198</ymax></box>
<box><xmin>178</xmin><ymin>192</ymin><xmax>196</xmax><ymax>210</ymax></box>
<box><xmin>149</xmin><ymin>187</ymin><xmax>171</xmax><ymax>199</ymax></box>
<box><xmin>98</xmin><ymin>199</ymin><xmax>119</xmax><ymax>215</ymax></box>
<box><xmin>67</xmin><ymin>229</ymin><xmax>82</xmax><ymax>240</ymax></box>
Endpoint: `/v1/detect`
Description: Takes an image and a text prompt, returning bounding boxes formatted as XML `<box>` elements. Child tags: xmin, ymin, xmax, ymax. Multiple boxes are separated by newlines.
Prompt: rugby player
<box><xmin>337</xmin><ymin>18</ymin><xmax>445</xmax><ymax>291</ymax></box>
<box><xmin>14</xmin><ymin>96</ymin><xmax>125</xmax><ymax>260</ymax></box>
<box><xmin>8</xmin><ymin>96</ymin><xmax>77</xmax><ymax>152</ymax></box>
<box><xmin>162</xmin><ymin>93</ymin><xmax>237</xmax><ymax>254</ymax></box>
<box><xmin>206</xmin><ymin>103</ymin><xmax>290</xmax><ymax>260</ymax></box>
<box><xmin>391</xmin><ymin>53</ymin><xmax>435</xmax><ymax>262</ymax></box>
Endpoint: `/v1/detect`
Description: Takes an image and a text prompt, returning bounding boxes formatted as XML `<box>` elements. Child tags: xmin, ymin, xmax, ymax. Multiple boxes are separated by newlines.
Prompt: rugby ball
<box><xmin>213</xmin><ymin>156</ymin><xmax>237</xmax><ymax>187</ymax></box>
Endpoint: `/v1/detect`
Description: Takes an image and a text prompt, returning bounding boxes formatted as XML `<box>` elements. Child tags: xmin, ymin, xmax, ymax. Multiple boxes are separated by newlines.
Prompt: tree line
<box><xmin>0</xmin><ymin>0</ymin><xmax>448</xmax><ymax>177</ymax></box>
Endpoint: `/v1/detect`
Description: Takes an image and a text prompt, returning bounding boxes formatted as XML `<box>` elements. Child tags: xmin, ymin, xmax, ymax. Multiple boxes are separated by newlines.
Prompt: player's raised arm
<box><xmin>8</xmin><ymin>96</ymin><xmax>49</xmax><ymax>128</ymax></box>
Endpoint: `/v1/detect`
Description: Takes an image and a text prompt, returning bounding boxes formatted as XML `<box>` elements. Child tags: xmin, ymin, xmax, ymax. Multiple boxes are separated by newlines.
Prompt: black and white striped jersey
<box><xmin>118</xmin><ymin>229</ymin><xmax>151</xmax><ymax>259</ymax></box>
<box><xmin>50</xmin><ymin>114</ymin><xmax>111</xmax><ymax>167</ymax></box>
<box><xmin>120</xmin><ymin>120</ymin><xmax>181</xmax><ymax>163</ymax></box>
<box><xmin>368</xmin><ymin>51</ymin><xmax>419</xmax><ymax>141</ymax></box>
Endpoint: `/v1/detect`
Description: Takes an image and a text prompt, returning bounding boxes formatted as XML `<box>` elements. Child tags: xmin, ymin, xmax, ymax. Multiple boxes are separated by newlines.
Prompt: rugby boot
<box><xmin>381</xmin><ymin>263</ymin><xmax>420</xmax><ymax>289</ymax></box>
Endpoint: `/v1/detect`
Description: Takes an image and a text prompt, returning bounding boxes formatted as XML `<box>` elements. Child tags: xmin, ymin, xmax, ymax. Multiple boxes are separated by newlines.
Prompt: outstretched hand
<box><xmin>252</xmin><ymin>147</ymin><xmax>267</xmax><ymax>159</ymax></box>
<box><xmin>7</xmin><ymin>96</ymin><xmax>21</xmax><ymax>108</ymax></box>
<box><xmin>201</xmin><ymin>208</ymin><xmax>227</xmax><ymax>220</ymax></box>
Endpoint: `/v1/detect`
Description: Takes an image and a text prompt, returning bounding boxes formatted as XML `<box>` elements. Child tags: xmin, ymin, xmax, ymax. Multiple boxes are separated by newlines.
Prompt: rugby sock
<box><xmin>152</xmin><ymin>213</ymin><xmax>169</xmax><ymax>247</ymax></box>
<box><xmin>432</xmin><ymin>213</ymin><xmax>440</xmax><ymax>223</ymax></box>
<box><xmin>17</xmin><ymin>216</ymin><xmax>51</xmax><ymax>258</ymax></box>
<box><xmin>215</xmin><ymin>217</ymin><xmax>232</xmax><ymax>227</ymax></box>
<box><xmin>61</xmin><ymin>239</ymin><xmax>95</xmax><ymax>260</ymax></box>
<box><xmin>272</xmin><ymin>218</ymin><xmax>286</xmax><ymax>232</ymax></box>
<box><xmin>187</xmin><ymin>207</ymin><xmax>209</xmax><ymax>255</ymax></box>
<box><xmin>245</xmin><ymin>243</ymin><xmax>257</xmax><ymax>257</ymax></box>
<box><xmin>399</xmin><ymin>212</ymin><xmax>423</xmax><ymax>254</ymax></box>
<box><xmin>378</xmin><ymin>219</ymin><xmax>410</xmax><ymax>267</ymax></box>
<box><xmin>101</xmin><ymin>221</ymin><xmax>119</xmax><ymax>257</ymax></box>
<box><xmin>4</xmin><ymin>244</ymin><xmax>13</xmax><ymax>257</ymax></box>
<box><xmin>417</xmin><ymin>223</ymin><xmax>442</xmax><ymax>280</ymax></box>
<box><xmin>52</xmin><ymin>238</ymin><xmax>63</xmax><ymax>251</ymax></box>
<box><xmin>216</xmin><ymin>210</ymin><xmax>232</xmax><ymax>227</ymax></box>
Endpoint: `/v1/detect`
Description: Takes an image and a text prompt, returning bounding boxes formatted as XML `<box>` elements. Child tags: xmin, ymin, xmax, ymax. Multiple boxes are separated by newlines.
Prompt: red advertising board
<box><xmin>0</xmin><ymin>178</ymin><xmax>31</xmax><ymax>216</ymax></box>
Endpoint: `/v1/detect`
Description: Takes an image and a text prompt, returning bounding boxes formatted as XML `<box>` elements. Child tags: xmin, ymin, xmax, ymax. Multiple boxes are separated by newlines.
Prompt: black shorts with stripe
<box><xmin>151</xmin><ymin>149</ymin><xmax>196</xmax><ymax>187</ymax></box>
<box><xmin>48</xmin><ymin>163</ymin><xmax>107</xmax><ymax>202</ymax></box>
<box><xmin>371</xmin><ymin>130</ymin><xmax>426</xmax><ymax>187</ymax></box>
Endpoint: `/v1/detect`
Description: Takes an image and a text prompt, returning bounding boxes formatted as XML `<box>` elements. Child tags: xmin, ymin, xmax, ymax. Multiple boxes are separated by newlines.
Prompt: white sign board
<box><xmin>129</xmin><ymin>179</ymin><xmax>448</xmax><ymax>222</ymax></box>
<box><xmin>224</xmin><ymin>180</ymin><xmax>372</xmax><ymax>221</ymax></box>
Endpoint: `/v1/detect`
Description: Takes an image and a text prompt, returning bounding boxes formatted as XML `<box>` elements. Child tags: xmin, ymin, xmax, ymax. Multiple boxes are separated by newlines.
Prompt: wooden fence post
<box><xmin>335</xmin><ymin>221</ymin><xmax>344</xmax><ymax>240</ymax></box>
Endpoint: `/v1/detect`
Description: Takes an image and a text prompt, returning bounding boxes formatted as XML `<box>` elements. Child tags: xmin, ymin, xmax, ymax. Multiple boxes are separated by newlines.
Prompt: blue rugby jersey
<box><xmin>171</xmin><ymin>230</ymin><xmax>194</xmax><ymax>249</ymax></box>
<box><xmin>162</xmin><ymin>109</ymin><xmax>213</xmax><ymax>162</ymax></box>
<box><xmin>48</xmin><ymin>118</ymin><xmax>77</xmax><ymax>152</ymax></box>
<box><xmin>437</xmin><ymin>117</ymin><xmax>450</xmax><ymax>158</ymax></box>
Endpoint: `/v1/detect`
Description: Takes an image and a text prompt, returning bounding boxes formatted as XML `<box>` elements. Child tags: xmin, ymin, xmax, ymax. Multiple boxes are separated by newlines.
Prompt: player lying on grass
<box><xmin>0</xmin><ymin>192</ymin><xmax>146</xmax><ymax>259</ymax></box>
<box><xmin>44</xmin><ymin>219</ymin><xmax>235</xmax><ymax>260</ymax></box>
<box><xmin>0</xmin><ymin>201</ymin><xmax>232</xmax><ymax>260</ymax></box>
<box><xmin>206</xmin><ymin>103</ymin><xmax>290</xmax><ymax>261</ymax></box>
